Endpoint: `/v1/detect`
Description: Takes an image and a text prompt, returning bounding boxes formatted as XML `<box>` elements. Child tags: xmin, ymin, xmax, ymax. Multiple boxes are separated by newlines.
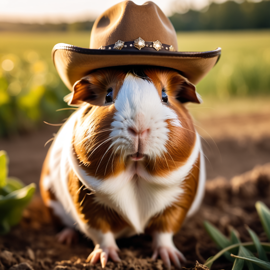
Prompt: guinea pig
<box><xmin>40</xmin><ymin>66</ymin><xmax>205</xmax><ymax>269</ymax></box>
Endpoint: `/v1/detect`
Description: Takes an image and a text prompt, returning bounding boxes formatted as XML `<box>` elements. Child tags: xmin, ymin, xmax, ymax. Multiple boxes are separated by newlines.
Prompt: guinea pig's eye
<box><xmin>105</xmin><ymin>88</ymin><xmax>113</xmax><ymax>104</ymax></box>
<box><xmin>161</xmin><ymin>89</ymin><xmax>168</xmax><ymax>103</ymax></box>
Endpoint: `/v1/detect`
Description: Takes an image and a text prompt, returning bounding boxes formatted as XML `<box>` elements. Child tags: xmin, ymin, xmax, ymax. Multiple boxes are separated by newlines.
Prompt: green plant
<box><xmin>204</xmin><ymin>202</ymin><xmax>270</xmax><ymax>269</ymax></box>
<box><xmin>0</xmin><ymin>150</ymin><xmax>36</xmax><ymax>234</ymax></box>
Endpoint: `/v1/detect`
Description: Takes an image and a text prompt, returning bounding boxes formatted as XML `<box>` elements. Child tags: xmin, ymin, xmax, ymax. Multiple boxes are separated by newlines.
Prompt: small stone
<box><xmin>82</xmin><ymin>264</ymin><xmax>90</xmax><ymax>270</ymax></box>
<box><xmin>55</xmin><ymin>260</ymin><xmax>72</xmax><ymax>266</ymax></box>
<box><xmin>15</xmin><ymin>256</ymin><xmax>26</xmax><ymax>264</ymax></box>
<box><xmin>0</xmin><ymin>250</ymin><xmax>16</xmax><ymax>267</ymax></box>
<box><xmin>74</xmin><ymin>263</ymin><xmax>83</xmax><ymax>269</ymax></box>
<box><xmin>54</xmin><ymin>266</ymin><xmax>69</xmax><ymax>270</ymax></box>
<box><xmin>27</xmin><ymin>249</ymin><xmax>35</xmax><ymax>261</ymax></box>
<box><xmin>38</xmin><ymin>260</ymin><xmax>47</xmax><ymax>269</ymax></box>
<box><xmin>154</xmin><ymin>263</ymin><xmax>163</xmax><ymax>270</ymax></box>
<box><xmin>35</xmin><ymin>250</ymin><xmax>41</xmax><ymax>259</ymax></box>
<box><xmin>9</xmin><ymin>262</ymin><xmax>34</xmax><ymax>270</ymax></box>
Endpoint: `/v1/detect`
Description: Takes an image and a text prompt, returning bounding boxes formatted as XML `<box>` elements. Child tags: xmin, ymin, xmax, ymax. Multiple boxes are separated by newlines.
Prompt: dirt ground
<box><xmin>0</xmin><ymin>112</ymin><xmax>270</xmax><ymax>270</ymax></box>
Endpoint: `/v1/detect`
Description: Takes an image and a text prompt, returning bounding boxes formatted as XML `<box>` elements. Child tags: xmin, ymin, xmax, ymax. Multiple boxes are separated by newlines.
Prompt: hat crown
<box><xmin>90</xmin><ymin>1</ymin><xmax>178</xmax><ymax>49</ymax></box>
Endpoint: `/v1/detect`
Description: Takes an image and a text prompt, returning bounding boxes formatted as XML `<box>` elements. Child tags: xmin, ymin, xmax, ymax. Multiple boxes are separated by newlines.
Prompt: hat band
<box><xmin>99</xmin><ymin>37</ymin><xmax>175</xmax><ymax>52</ymax></box>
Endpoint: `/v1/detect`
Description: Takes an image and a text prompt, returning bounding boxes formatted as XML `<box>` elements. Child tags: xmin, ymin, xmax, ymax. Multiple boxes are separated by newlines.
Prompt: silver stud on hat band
<box><xmin>99</xmin><ymin>37</ymin><xmax>175</xmax><ymax>52</ymax></box>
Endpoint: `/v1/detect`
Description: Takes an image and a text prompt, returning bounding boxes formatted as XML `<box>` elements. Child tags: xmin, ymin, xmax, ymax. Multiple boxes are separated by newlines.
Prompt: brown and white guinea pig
<box><xmin>40</xmin><ymin>66</ymin><xmax>205</xmax><ymax>269</ymax></box>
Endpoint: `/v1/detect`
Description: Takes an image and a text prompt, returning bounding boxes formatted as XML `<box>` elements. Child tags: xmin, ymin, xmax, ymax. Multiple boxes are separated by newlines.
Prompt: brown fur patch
<box><xmin>142</xmin><ymin>100</ymin><xmax>196</xmax><ymax>177</ymax></box>
<box><xmin>73</xmin><ymin>105</ymin><xmax>126</xmax><ymax>179</ymax></box>
<box><xmin>40</xmin><ymin>148</ymin><xmax>56</xmax><ymax>202</ymax></box>
<box><xmin>40</xmin><ymin>148</ymin><xmax>63</xmax><ymax>228</ymax></box>
<box><xmin>140</xmin><ymin>68</ymin><xmax>196</xmax><ymax>176</ymax></box>
<box><xmin>145</xmin><ymin>154</ymin><xmax>200</xmax><ymax>233</ymax></box>
<box><xmin>68</xmin><ymin>169</ymin><xmax>129</xmax><ymax>233</ymax></box>
<box><xmin>70</xmin><ymin>68</ymin><xmax>126</xmax><ymax>106</ymax></box>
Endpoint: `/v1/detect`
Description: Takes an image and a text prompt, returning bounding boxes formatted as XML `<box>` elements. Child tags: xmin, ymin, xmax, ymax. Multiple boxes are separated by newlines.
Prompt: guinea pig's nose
<box><xmin>128</xmin><ymin>127</ymin><xmax>138</xmax><ymax>137</ymax></box>
<box><xmin>128</xmin><ymin>127</ymin><xmax>150</xmax><ymax>139</ymax></box>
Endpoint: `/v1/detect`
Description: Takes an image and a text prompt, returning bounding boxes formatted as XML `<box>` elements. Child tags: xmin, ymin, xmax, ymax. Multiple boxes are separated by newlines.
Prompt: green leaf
<box><xmin>204</xmin><ymin>242</ymin><xmax>270</xmax><ymax>269</ymax></box>
<box><xmin>231</xmin><ymin>254</ymin><xmax>270</xmax><ymax>270</ymax></box>
<box><xmin>0</xmin><ymin>177</ymin><xmax>25</xmax><ymax>196</ymax></box>
<box><xmin>0</xmin><ymin>219</ymin><xmax>10</xmax><ymax>234</ymax></box>
<box><xmin>239</xmin><ymin>246</ymin><xmax>255</xmax><ymax>270</ymax></box>
<box><xmin>231</xmin><ymin>240</ymin><xmax>245</xmax><ymax>270</ymax></box>
<box><xmin>230</xmin><ymin>227</ymin><xmax>241</xmax><ymax>254</ymax></box>
<box><xmin>6</xmin><ymin>177</ymin><xmax>24</xmax><ymax>190</ymax></box>
<box><xmin>230</xmin><ymin>228</ymin><xmax>241</xmax><ymax>244</ymax></box>
<box><xmin>204</xmin><ymin>221</ymin><xmax>231</xmax><ymax>248</ymax></box>
<box><xmin>0</xmin><ymin>183</ymin><xmax>36</xmax><ymax>233</ymax></box>
<box><xmin>205</xmin><ymin>256</ymin><xmax>214</xmax><ymax>269</ymax></box>
<box><xmin>0</xmin><ymin>150</ymin><xmax>8</xmax><ymax>188</ymax></box>
<box><xmin>246</xmin><ymin>225</ymin><xmax>269</xmax><ymax>262</ymax></box>
<box><xmin>204</xmin><ymin>221</ymin><xmax>233</xmax><ymax>261</ymax></box>
<box><xmin>256</xmin><ymin>202</ymin><xmax>270</xmax><ymax>242</ymax></box>
<box><xmin>232</xmin><ymin>257</ymin><xmax>244</xmax><ymax>270</ymax></box>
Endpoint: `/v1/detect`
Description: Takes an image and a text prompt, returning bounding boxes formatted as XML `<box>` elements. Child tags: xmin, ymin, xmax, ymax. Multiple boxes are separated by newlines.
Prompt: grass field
<box><xmin>0</xmin><ymin>31</ymin><xmax>270</xmax><ymax>135</ymax></box>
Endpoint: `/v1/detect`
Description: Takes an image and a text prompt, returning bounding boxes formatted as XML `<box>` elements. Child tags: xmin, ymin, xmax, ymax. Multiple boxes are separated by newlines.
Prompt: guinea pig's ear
<box><xmin>66</xmin><ymin>78</ymin><xmax>103</xmax><ymax>106</ymax></box>
<box><xmin>175</xmin><ymin>76</ymin><xmax>202</xmax><ymax>104</ymax></box>
<box><xmin>168</xmin><ymin>74</ymin><xmax>202</xmax><ymax>104</ymax></box>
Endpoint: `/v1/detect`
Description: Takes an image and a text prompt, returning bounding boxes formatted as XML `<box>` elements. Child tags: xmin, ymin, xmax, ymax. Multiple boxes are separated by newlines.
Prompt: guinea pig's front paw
<box><xmin>86</xmin><ymin>244</ymin><xmax>121</xmax><ymax>268</ymax></box>
<box><xmin>152</xmin><ymin>246</ymin><xmax>186</xmax><ymax>269</ymax></box>
<box><xmin>56</xmin><ymin>227</ymin><xmax>78</xmax><ymax>246</ymax></box>
<box><xmin>151</xmin><ymin>232</ymin><xmax>186</xmax><ymax>269</ymax></box>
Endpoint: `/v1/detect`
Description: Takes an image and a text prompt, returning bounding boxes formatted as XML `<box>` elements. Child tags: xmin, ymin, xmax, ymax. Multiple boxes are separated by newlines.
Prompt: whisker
<box><xmin>105</xmin><ymin>146</ymin><xmax>117</xmax><ymax>176</ymax></box>
<box><xmin>161</xmin><ymin>152</ymin><xmax>170</xmax><ymax>172</ymax></box>
<box><xmin>193</xmin><ymin>122</ymin><xmax>221</xmax><ymax>158</ymax></box>
<box><xmin>179</xmin><ymin>126</ymin><xmax>196</xmax><ymax>135</ymax></box>
<box><xmin>121</xmin><ymin>146</ymin><xmax>126</xmax><ymax>163</ymax></box>
<box><xmin>73</xmin><ymin>129</ymin><xmax>114</xmax><ymax>148</ymax></box>
<box><xmin>87</xmin><ymin>137</ymin><xmax>113</xmax><ymax>159</ymax></box>
<box><xmin>89</xmin><ymin>129</ymin><xmax>114</xmax><ymax>136</ymax></box>
<box><xmin>76</xmin><ymin>184</ymin><xmax>85</xmax><ymax>194</ymax></box>
<box><xmin>95</xmin><ymin>141</ymin><xmax>117</xmax><ymax>176</ymax></box>
<box><xmin>43</xmin><ymin>121</ymin><xmax>64</xmax><ymax>127</ymax></box>
<box><xmin>111</xmin><ymin>146</ymin><xmax>120</xmax><ymax>176</ymax></box>
<box><xmin>166</xmin><ymin>151</ymin><xmax>176</xmax><ymax>168</ymax></box>
<box><xmin>56</xmin><ymin>108</ymin><xmax>77</xmax><ymax>112</ymax></box>
<box><xmin>44</xmin><ymin>137</ymin><xmax>54</xmax><ymax>147</ymax></box>
<box><xmin>74</xmin><ymin>135</ymin><xmax>93</xmax><ymax>149</ymax></box>
<box><xmin>202</xmin><ymin>152</ymin><xmax>212</xmax><ymax>170</ymax></box>
<box><xmin>80</xmin><ymin>194</ymin><xmax>87</xmax><ymax>206</ymax></box>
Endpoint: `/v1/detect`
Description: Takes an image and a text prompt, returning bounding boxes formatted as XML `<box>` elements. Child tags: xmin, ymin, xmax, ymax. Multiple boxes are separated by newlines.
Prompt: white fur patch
<box><xmin>48</xmin><ymin>200</ymin><xmax>75</xmax><ymax>227</ymax></box>
<box><xmin>187</xmin><ymin>147</ymin><xmax>206</xmax><ymax>216</ymax></box>
<box><xmin>42</xmin><ymin>175</ymin><xmax>52</xmax><ymax>191</ymax></box>
<box><xmin>82</xmin><ymin>227</ymin><xmax>118</xmax><ymax>247</ymax></box>
<box><xmin>152</xmin><ymin>231</ymin><xmax>174</xmax><ymax>248</ymax></box>
<box><xmin>110</xmin><ymin>75</ymin><xmax>182</xmax><ymax>158</ymax></box>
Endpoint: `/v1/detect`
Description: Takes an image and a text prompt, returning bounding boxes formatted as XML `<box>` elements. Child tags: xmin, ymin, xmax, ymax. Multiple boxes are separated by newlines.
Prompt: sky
<box><xmin>0</xmin><ymin>0</ymin><xmax>214</xmax><ymax>23</ymax></box>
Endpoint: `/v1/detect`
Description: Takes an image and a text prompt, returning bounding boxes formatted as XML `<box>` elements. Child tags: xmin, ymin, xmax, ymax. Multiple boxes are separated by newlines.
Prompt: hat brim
<box><xmin>52</xmin><ymin>43</ymin><xmax>221</xmax><ymax>91</ymax></box>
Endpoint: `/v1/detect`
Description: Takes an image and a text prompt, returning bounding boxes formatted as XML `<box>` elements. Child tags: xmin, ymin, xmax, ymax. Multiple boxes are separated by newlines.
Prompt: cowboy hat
<box><xmin>52</xmin><ymin>1</ymin><xmax>221</xmax><ymax>91</ymax></box>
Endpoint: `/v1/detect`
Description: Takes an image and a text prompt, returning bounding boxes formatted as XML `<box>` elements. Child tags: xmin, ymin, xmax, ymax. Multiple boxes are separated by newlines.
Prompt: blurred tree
<box><xmin>170</xmin><ymin>0</ymin><xmax>270</xmax><ymax>31</ymax></box>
